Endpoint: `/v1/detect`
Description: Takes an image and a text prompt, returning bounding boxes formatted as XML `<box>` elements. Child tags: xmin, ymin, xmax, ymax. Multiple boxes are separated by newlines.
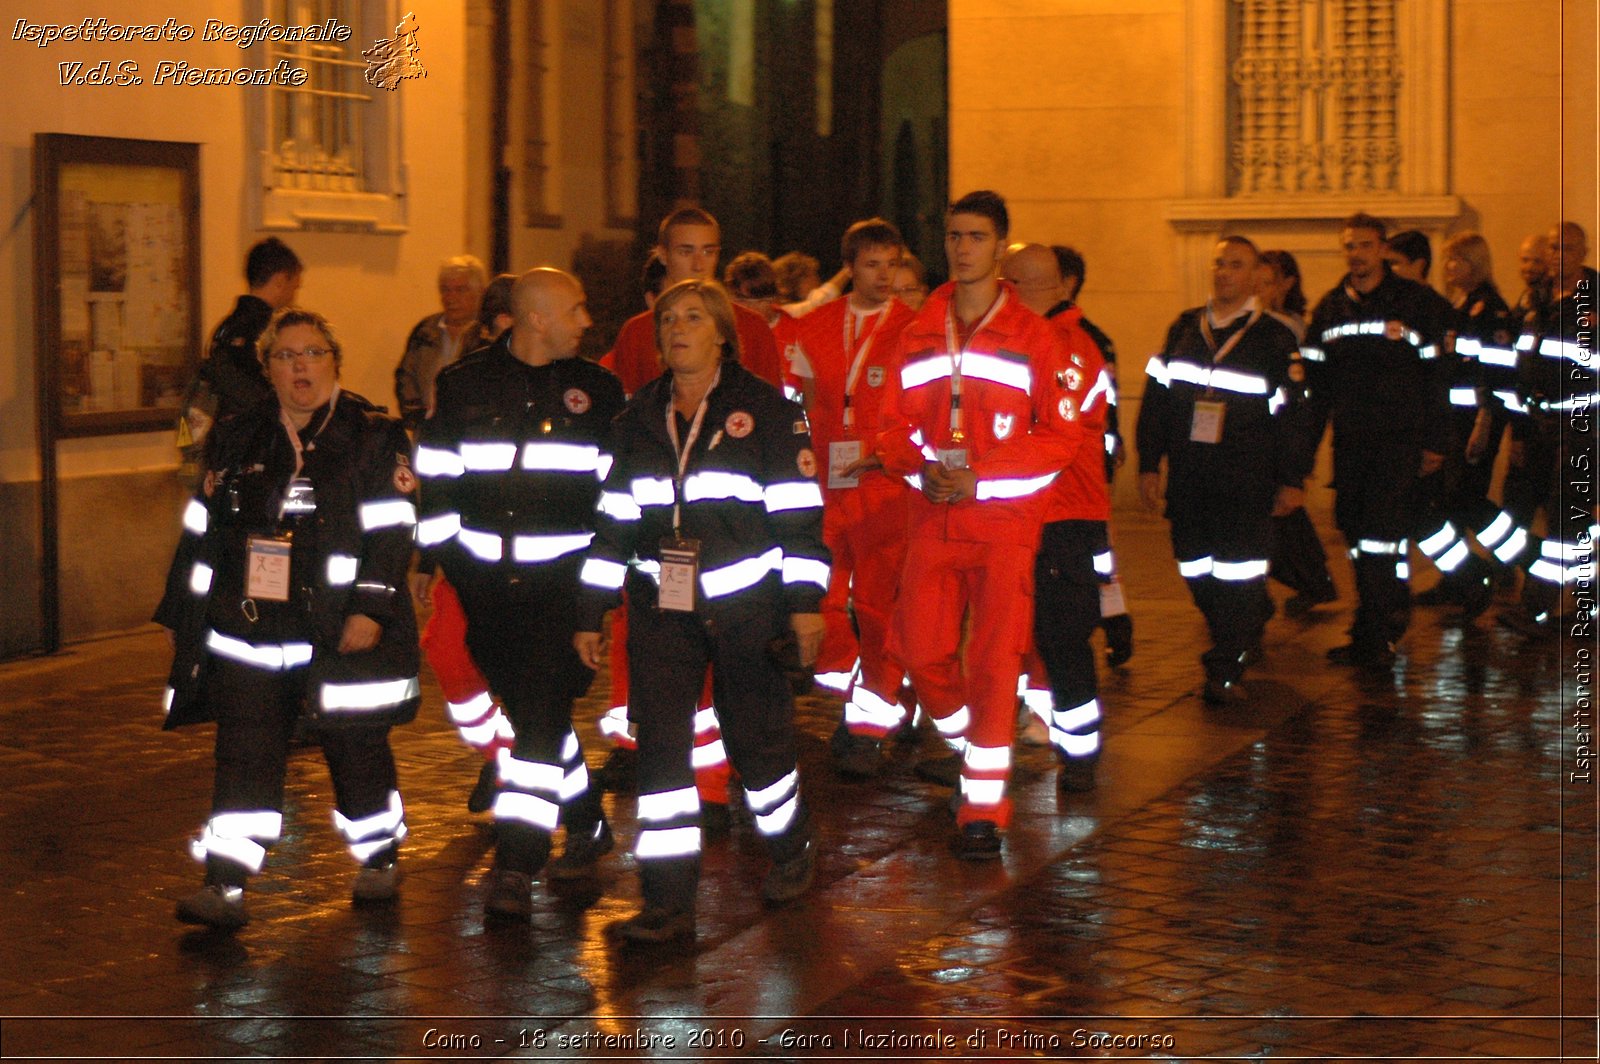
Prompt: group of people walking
<box><xmin>157</xmin><ymin>197</ymin><xmax>1593</xmax><ymax>943</ymax></box>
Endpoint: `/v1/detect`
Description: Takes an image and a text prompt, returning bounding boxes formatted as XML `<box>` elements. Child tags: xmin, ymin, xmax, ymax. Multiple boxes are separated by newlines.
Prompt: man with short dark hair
<box><xmin>1301</xmin><ymin>213</ymin><xmax>1452</xmax><ymax>667</ymax></box>
<box><xmin>1137</xmin><ymin>236</ymin><xmax>1302</xmax><ymax>703</ymax></box>
<box><xmin>1385</xmin><ymin>230</ymin><xmax>1434</xmax><ymax>284</ymax></box>
<box><xmin>875</xmin><ymin>190</ymin><xmax>1085</xmax><ymax>858</ymax></box>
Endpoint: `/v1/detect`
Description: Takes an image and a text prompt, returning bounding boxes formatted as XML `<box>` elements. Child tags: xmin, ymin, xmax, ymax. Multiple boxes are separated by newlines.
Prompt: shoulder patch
<box><xmin>793</xmin><ymin>419</ymin><xmax>809</xmax><ymax>435</ymax></box>
<box><xmin>564</xmin><ymin>388</ymin><xmax>591</xmax><ymax>415</ymax></box>
<box><xmin>726</xmin><ymin>411</ymin><xmax>754</xmax><ymax>438</ymax></box>
<box><xmin>993</xmin><ymin>412</ymin><xmax>1016</xmax><ymax>440</ymax></box>
<box><xmin>1384</xmin><ymin>320</ymin><xmax>1405</xmax><ymax>341</ymax></box>
<box><xmin>797</xmin><ymin>448</ymin><xmax>817</xmax><ymax>478</ymax></box>
<box><xmin>394</xmin><ymin>464</ymin><xmax>417</xmax><ymax>494</ymax></box>
<box><xmin>866</xmin><ymin>366</ymin><xmax>886</xmax><ymax>387</ymax></box>
<box><xmin>1058</xmin><ymin>396</ymin><xmax>1078</xmax><ymax>421</ymax></box>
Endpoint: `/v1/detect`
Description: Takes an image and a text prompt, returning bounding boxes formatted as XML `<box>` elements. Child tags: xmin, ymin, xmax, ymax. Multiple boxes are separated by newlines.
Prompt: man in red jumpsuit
<box><xmin>787</xmin><ymin>218</ymin><xmax>917</xmax><ymax>776</ymax></box>
<box><xmin>874</xmin><ymin>191</ymin><xmax>1086</xmax><ymax>859</ymax></box>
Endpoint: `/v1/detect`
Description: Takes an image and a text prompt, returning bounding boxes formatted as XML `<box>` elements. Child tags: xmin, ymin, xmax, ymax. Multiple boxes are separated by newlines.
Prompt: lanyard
<box><xmin>942</xmin><ymin>289</ymin><xmax>1007</xmax><ymax>441</ymax></box>
<box><xmin>277</xmin><ymin>386</ymin><xmax>340</xmax><ymax>482</ymax></box>
<box><xmin>841</xmin><ymin>305</ymin><xmax>888</xmax><ymax>431</ymax></box>
<box><xmin>664</xmin><ymin>368</ymin><xmax>719</xmax><ymax>535</ymax></box>
<box><xmin>1198</xmin><ymin>305</ymin><xmax>1261</xmax><ymax>363</ymax></box>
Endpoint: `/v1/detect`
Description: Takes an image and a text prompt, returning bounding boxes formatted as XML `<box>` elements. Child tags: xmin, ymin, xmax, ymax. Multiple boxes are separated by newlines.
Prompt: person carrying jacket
<box><xmin>873</xmin><ymin>191</ymin><xmax>1085</xmax><ymax>860</ymax></box>
<box><xmin>1301</xmin><ymin>213</ymin><xmax>1452</xmax><ymax>667</ymax></box>
<box><xmin>414</xmin><ymin>268</ymin><xmax>625</xmax><ymax>920</ymax></box>
<box><xmin>1137</xmin><ymin>236</ymin><xmax>1304</xmax><ymax>703</ymax></box>
<box><xmin>157</xmin><ymin>308</ymin><xmax>419</xmax><ymax>930</ymax></box>
<box><xmin>576</xmin><ymin>279</ymin><xmax>829</xmax><ymax>943</ymax></box>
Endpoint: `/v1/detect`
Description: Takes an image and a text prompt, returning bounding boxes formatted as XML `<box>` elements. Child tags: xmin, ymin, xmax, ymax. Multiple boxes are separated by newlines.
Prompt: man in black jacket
<box><xmin>416</xmin><ymin>268</ymin><xmax>625</xmax><ymax>920</ymax></box>
<box><xmin>1302</xmin><ymin>213</ymin><xmax>1451</xmax><ymax>667</ymax></box>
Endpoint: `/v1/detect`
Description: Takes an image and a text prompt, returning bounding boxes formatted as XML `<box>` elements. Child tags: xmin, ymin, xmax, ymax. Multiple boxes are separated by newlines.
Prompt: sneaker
<box><xmin>832</xmin><ymin>730</ymin><xmax>884</xmax><ymax>779</ymax></box>
<box><xmin>547</xmin><ymin>820</ymin><xmax>614</xmax><ymax>882</ymax></box>
<box><xmin>914</xmin><ymin>753</ymin><xmax>962</xmax><ymax>788</ymax></box>
<box><xmin>950</xmin><ymin>820</ymin><xmax>1003</xmax><ymax>861</ymax></box>
<box><xmin>483</xmin><ymin>868</ymin><xmax>534</xmax><ymax>921</ymax></box>
<box><xmin>176</xmin><ymin>883</ymin><xmax>249</xmax><ymax>930</ymax></box>
<box><xmin>1017</xmin><ymin>708</ymin><xmax>1051</xmax><ymax>748</ymax></box>
<box><xmin>1058</xmin><ymin>757</ymin><xmax>1097</xmax><ymax>793</ymax></box>
<box><xmin>466</xmin><ymin>760</ymin><xmax>498</xmax><ymax>814</ymax></box>
<box><xmin>700</xmin><ymin>801</ymin><xmax>732</xmax><ymax>840</ymax></box>
<box><xmin>1202</xmin><ymin>677</ymin><xmax>1248</xmax><ymax>706</ymax></box>
<box><xmin>611</xmin><ymin>905</ymin><xmax>696</xmax><ymax>944</ymax></box>
<box><xmin>1103</xmin><ymin>613</ymin><xmax>1135</xmax><ymax>667</ymax></box>
<box><xmin>1284</xmin><ymin>585</ymin><xmax>1337</xmax><ymax>617</ymax></box>
<box><xmin>1326</xmin><ymin>641</ymin><xmax>1396</xmax><ymax>668</ymax></box>
<box><xmin>762</xmin><ymin>841</ymin><xmax>816</xmax><ymax>904</ymax></box>
<box><xmin>593</xmin><ymin>746</ymin><xmax>638</xmax><ymax>794</ymax></box>
<box><xmin>352</xmin><ymin>858</ymin><xmax>400</xmax><ymax>904</ymax></box>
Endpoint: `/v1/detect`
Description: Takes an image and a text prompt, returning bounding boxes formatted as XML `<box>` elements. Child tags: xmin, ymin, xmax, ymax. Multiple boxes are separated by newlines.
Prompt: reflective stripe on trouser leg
<box><xmin>492</xmin><ymin>745</ymin><xmax>563</xmax><ymax>871</ymax></box>
<box><xmin>333</xmin><ymin>789</ymin><xmax>407</xmax><ymax>863</ymax></box>
<box><xmin>1051</xmin><ymin>697</ymin><xmax>1101</xmax><ymax>760</ymax></box>
<box><xmin>843</xmin><ymin>681</ymin><xmax>908</xmax><ymax>738</ymax></box>
<box><xmin>958</xmin><ymin>742</ymin><xmax>1013</xmax><ymax>828</ymax></box>
<box><xmin>635</xmin><ymin>786</ymin><xmax>702</xmax><ymax>859</ymax></box>
<box><xmin>927</xmin><ymin>704</ymin><xmax>971</xmax><ymax>754</ymax></box>
<box><xmin>744</xmin><ymin>769</ymin><xmax>801</xmax><ymax>839</ymax></box>
<box><xmin>1528</xmin><ymin>536</ymin><xmax>1596</xmax><ymax>586</ymax></box>
<box><xmin>190</xmin><ymin>809</ymin><xmax>283</xmax><ymax>874</ymax></box>
<box><xmin>447</xmin><ymin>690</ymin><xmax>516</xmax><ymax>755</ymax></box>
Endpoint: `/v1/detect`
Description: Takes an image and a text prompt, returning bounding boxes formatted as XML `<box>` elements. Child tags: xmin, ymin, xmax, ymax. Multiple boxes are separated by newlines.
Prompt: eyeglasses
<box><xmin>267</xmin><ymin>346</ymin><xmax>332</xmax><ymax>363</ymax></box>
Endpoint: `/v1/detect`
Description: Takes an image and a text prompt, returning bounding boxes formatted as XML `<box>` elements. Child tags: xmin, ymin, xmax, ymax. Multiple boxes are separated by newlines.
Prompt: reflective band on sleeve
<box><xmin>1477</xmin><ymin>345</ymin><xmax>1518</xmax><ymax>368</ymax></box>
<box><xmin>460</xmin><ymin>441</ymin><xmax>518</xmax><ymax>471</ymax></box>
<box><xmin>781</xmin><ymin>556</ymin><xmax>831</xmax><ymax>589</ymax></box>
<box><xmin>521</xmin><ymin>441</ymin><xmax>602</xmax><ymax>472</ymax></box>
<box><xmin>326</xmin><ymin>554</ymin><xmax>359</xmax><ymax>586</ymax></box>
<box><xmin>190</xmin><ymin>562</ymin><xmax>214</xmax><ymax>595</ymax></box>
<box><xmin>1082</xmin><ymin>370</ymin><xmax>1112</xmax><ymax>412</ymax></box>
<box><xmin>561</xmin><ymin>730</ymin><xmax>582</xmax><ymax>762</ymax></box>
<box><xmin>498</xmin><ymin>749</ymin><xmax>564</xmax><ymax>793</ymax></box>
<box><xmin>457</xmin><ymin>527</ymin><xmax>504</xmax><ymax>562</ymax></box>
<box><xmin>637</xmin><ymin>786</ymin><xmax>700</xmax><ymax>822</ymax></box>
<box><xmin>1449</xmin><ymin>387</ymin><xmax>1480</xmax><ymax>407</ymax></box>
<box><xmin>1417</xmin><ymin>522</ymin><xmax>1458</xmax><ymax>557</ymax></box>
<box><xmin>596</xmin><ymin>453</ymin><xmax>614</xmax><ymax>481</ymax></box>
<box><xmin>1211</xmin><ymin>559</ymin><xmax>1269</xmax><ymax>581</ymax></box>
<box><xmin>1104</xmin><ymin>434</ymin><xmax>1117</xmax><ymax>454</ymax></box>
<box><xmin>904</xmin><ymin>473</ymin><xmax>924</xmax><ymax>491</ymax></box>
<box><xmin>1269</xmin><ymin>387</ymin><xmax>1287</xmax><ymax>415</ymax></box>
<box><xmin>635</xmin><ymin>825</ymin><xmax>701</xmax><ymax>859</ymax></box>
<box><xmin>701</xmin><ymin>547</ymin><xmax>783</xmax><ymax>598</ymax></box>
<box><xmin>1144</xmin><ymin>356</ymin><xmax>1171</xmax><ymax>385</ymax></box>
<box><xmin>764</xmin><ymin>481</ymin><xmax>825</xmax><ymax>512</ymax></box>
<box><xmin>631</xmin><ymin>476</ymin><xmax>676</xmax><ymax>507</ymax></box>
<box><xmin>414</xmin><ymin>444</ymin><xmax>465</xmax><ymax>478</ymax></box>
<box><xmin>320</xmin><ymin>676</ymin><xmax>420</xmax><ymax>713</ymax></box>
<box><xmin>598</xmin><ymin>491</ymin><xmax>642</xmax><ymax>521</ymax></box>
<box><xmin>580</xmin><ymin>557</ymin><xmax>627</xmax><ymax>590</ymax></box>
<box><xmin>206</xmin><ymin>630</ymin><xmax>313</xmax><ymax>670</ymax></box>
<box><xmin>963</xmin><ymin>744</ymin><xmax>1012</xmax><ymax>772</ymax></box>
<box><xmin>359</xmin><ymin>499</ymin><xmax>418</xmax><ymax>531</ymax></box>
<box><xmin>183</xmin><ymin>499</ymin><xmax>209</xmax><ymax>535</ymax></box>
<box><xmin>416</xmin><ymin>512</ymin><xmax>462</xmax><ymax>546</ymax></box>
<box><xmin>683</xmin><ymin>470</ymin><xmax>765</xmax><ymax>504</ymax></box>
<box><xmin>493</xmin><ymin>789</ymin><xmax>559</xmax><ymax>831</ymax></box>
<box><xmin>511</xmin><ymin>532</ymin><xmax>593</xmax><ymax>563</ymax></box>
<box><xmin>1177</xmin><ymin>556</ymin><xmax>1214</xmax><ymax>579</ymax></box>
<box><xmin>976</xmin><ymin>472</ymin><xmax>1058</xmax><ymax>501</ymax></box>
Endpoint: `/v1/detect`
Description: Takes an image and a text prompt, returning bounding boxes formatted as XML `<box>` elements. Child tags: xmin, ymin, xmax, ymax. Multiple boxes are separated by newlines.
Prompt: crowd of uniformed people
<box><xmin>158</xmin><ymin>199</ymin><xmax>1595</xmax><ymax>941</ymax></box>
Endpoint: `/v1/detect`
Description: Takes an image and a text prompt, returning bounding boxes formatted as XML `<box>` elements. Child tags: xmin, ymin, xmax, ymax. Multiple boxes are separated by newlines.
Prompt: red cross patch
<box><xmin>726</xmin><ymin>411</ymin><xmax>754</xmax><ymax>438</ymax></box>
<box><xmin>564</xmin><ymin>389</ymin><xmax>591</xmax><ymax>414</ymax></box>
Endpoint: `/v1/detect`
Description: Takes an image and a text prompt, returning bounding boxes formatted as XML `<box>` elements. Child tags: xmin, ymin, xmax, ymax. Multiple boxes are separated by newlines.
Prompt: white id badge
<box><xmin>657</xmin><ymin>538</ymin><xmax>701</xmax><ymax>613</ymax></box>
<box><xmin>935</xmin><ymin>447</ymin><xmax>969</xmax><ymax>470</ymax></box>
<box><xmin>828</xmin><ymin>440</ymin><xmax>862</xmax><ymax>489</ymax></box>
<box><xmin>1100</xmin><ymin>579</ymin><xmax>1128</xmax><ymax>618</ymax></box>
<box><xmin>245</xmin><ymin>536</ymin><xmax>293</xmax><ymax>603</ymax></box>
<box><xmin>1190</xmin><ymin>400</ymin><xmax>1226</xmax><ymax>444</ymax></box>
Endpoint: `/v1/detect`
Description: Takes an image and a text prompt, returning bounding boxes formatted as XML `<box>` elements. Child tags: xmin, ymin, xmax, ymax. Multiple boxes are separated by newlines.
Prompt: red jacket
<box><xmin>792</xmin><ymin>297</ymin><xmax>916</xmax><ymax>501</ymax></box>
<box><xmin>602</xmin><ymin>303</ymin><xmax>782</xmax><ymax>396</ymax></box>
<box><xmin>875</xmin><ymin>281</ymin><xmax>1086</xmax><ymax>545</ymax></box>
<box><xmin>1040</xmin><ymin>313</ymin><xmax>1112</xmax><ymax>523</ymax></box>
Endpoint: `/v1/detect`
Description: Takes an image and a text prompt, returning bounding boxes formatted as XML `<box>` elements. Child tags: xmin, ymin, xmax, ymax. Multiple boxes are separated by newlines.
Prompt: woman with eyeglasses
<box><xmin>155</xmin><ymin>308</ymin><xmax>422</xmax><ymax>931</ymax></box>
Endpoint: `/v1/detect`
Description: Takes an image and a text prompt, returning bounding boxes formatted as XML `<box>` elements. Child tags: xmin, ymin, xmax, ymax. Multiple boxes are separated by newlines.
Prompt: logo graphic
<box><xmin>563</xmin><ymin>388</ymin><xmax>590</xmax><ymax>414</ymax></box>
<box><xmin>393</xmin><ymin>464</ymin><xmax>417</xmax><ymax>493</ymax></box>
<box><xmin>1064</xmin><ymin>367</ymin><xmax>1082</xmax><ymax>391</ymax></box>
<box><xmin>797</xmin><ymin>448</ymin><xmax>817</xmax><ymax>477</ymax></box>
<box><xmin>1058</xmin><ymin>396</ymin><xmax>1078</xmax><ymax>421</ymax></box>
<box><xmin>866</xmin><ymin>366</ymin><xmax>885</xmax><ymax>387</ymax></box>
<box><xmin>993</xmin><ymin>412</ymin><xmax>1015</xmax><ymax>439</ymax></box>
<box><xmin>1384</xmin><ymin>320</ymin><xmax>1404</xmax><ymax>341</ymax></box>
<box><xmin>363</xmin><ymin>11</ymin><xmax>425</xmax><ymax>90</ymax></box>
<box><xmin>725</xmin><ymin>411</ymin><xmax>754</xmax><ymax>438</ymax></box>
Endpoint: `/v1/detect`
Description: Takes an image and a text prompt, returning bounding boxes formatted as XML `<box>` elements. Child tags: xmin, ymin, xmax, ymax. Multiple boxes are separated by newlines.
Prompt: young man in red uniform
<box><xmin>873</xmin><ymin>191</ymin><xmax>1086</xmax><ymax>859</ymax></box>
<box><xmin>1002</xmin><ymin>243</ymin><xmax>1116</xmax><ymax>792</ymax></box>
<box><xmin>786</xmin><ymin>219</ymin><xmax>918</xmax><ymax>777</ymax></box>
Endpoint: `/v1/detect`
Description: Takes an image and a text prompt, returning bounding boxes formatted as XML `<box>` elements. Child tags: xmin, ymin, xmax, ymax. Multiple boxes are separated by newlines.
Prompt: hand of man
<box><xmin>940</xmin><ymin>467</ymin><xmax>978</xmax><ymax>503</ymax></box>
<box><xmin>1138</xmin><ymin>472</ymin><xmax>1162</xmax><ymax>513</ymax></box>
<box><xmin>790</xmin><ymin>613</ymin><xmax>826</xmax><ymax>668</ymax></box>
<box><xmin>408</xmin><ymin>569</ymin><xmax>437</xmax><ymax>608</ymax></box>
<box><xmin>338</xmin><ymin>614</ymin><xmax>383</xmax><ymax>654</ymax></box>
<box><xmin>1419</xmin><ymin>450</ymin><xmax>1444</xmax><ymax>477</ymax></box>
<box><xmin>921</xmin><ymin>461</ymin><xmax>954</xmax><ymax>503</ymax></box>
<box><xmin>1111</xmin><ymin>439</ymin><xmax>1127</xmax><ymax>470</ymax></box>
<box><xmin>574</xmin><ymin>631</ymin><xmax>606</xmax><ymax>669</ymax></box>
<box><xmin>1272</xmin><ymin>485</ymin><xmax>1304</xmax><ymax>517</ymax></box>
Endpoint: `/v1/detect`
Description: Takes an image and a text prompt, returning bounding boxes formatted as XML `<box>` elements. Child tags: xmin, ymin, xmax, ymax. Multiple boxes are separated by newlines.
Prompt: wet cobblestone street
<box><xmin>1</xmin><ymin>516</ymin><xmax>1594</xmax><ymax>1061</ymax></box>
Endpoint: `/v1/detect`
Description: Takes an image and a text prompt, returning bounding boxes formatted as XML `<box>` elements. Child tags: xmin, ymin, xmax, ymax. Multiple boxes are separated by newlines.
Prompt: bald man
<box><xmin>1512</xmin><ymin>233</ymin><xmax>1553</xmax><ymax>324</ymax></box>
<box><xmin>416</xmin><ymin>268</ymin><xmax>626</xmax><ymax>919</ymax></box>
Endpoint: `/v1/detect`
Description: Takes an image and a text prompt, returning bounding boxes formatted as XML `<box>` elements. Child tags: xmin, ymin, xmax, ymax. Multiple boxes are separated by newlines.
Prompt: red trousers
<box><xmin>889</xmin><ymin>537</ymin><xmax>1035</xmax><ymax>828</ymax></box>
<box><xmin>420</xmin><ymin>577</ymin><xmax>513</xmax><ymax>761</ymax></box>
